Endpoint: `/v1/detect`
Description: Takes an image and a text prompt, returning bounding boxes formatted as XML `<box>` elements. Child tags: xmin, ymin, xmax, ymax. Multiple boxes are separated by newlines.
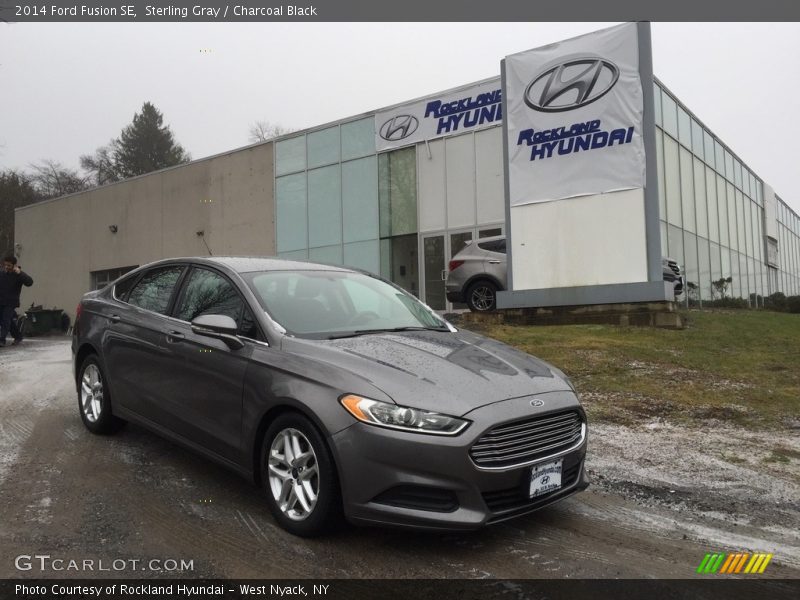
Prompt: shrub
<box><xmin>787</xmin><ymin>296</ymin><xmax>800</xmax><ymax>314</ymax></box>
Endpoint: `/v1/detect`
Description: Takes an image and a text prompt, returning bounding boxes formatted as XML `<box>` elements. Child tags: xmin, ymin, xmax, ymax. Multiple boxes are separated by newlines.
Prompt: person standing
<box><xmin>0</xmin><ymin>255</ymin><xmax>34</xmax><ymax>346</ymax></box>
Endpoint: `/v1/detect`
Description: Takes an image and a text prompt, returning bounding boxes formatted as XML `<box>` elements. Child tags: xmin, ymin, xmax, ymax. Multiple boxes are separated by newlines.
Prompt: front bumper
<box><xmin>330</xmin><ymin>391</ymin><xmax>589</xmax><ymax>530</ymax></box>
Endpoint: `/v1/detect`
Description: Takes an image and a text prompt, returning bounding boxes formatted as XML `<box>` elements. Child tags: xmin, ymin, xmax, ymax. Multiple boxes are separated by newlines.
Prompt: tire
<box><xmin>466</xmin><ymin>280</ymin><xmax>498</xmax><ymax>312</ymax></box>
<box><xmin>77</xmin><ymin>355</ymin><xmax>125</xmax><ymax>434</ymax></box>
<box><xmin>260</xmin><ymin>413</ymin><xmax>342</xmax><ymax>537</ymax></box>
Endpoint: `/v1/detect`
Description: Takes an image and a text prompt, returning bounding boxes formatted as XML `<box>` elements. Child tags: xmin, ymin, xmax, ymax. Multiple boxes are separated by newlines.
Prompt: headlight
<box><xmin>340</xmin><ymin>394</ymin><xmax>469</xmax><ymax>436</ymax></box>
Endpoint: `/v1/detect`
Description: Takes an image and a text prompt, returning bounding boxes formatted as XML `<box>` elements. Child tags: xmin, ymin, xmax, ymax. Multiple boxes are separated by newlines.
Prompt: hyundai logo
<box><xmin>524</xmin><ymin>57</ymin><xmax>619</xmax><ymax>113</ymax></box>
<box><xmin>530</xmin><ymin>399</ymin><xmax>545</xmax><ymax>408</ymax></box>
<box><xmin>379</xmin><ymin>114</ymin><xmax>419</xmax><ymax>141</ymax></box>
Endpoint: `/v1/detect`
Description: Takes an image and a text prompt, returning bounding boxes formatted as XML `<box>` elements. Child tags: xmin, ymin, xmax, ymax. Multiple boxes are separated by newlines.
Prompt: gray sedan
<box><xmin>73</xmin><ymin>257</ymin><xmax>588</xmax><ymax>536</ymax></box>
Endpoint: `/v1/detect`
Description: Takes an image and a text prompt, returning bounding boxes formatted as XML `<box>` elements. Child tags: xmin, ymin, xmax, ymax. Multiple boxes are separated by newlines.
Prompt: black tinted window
<box><xmin>113</xmin><ymin>273</ymin><xmax>140</xmax><ymax>300</ymax></box>
<box><xmin>177</xmin><ymin>268</ymin><xmax>242</xmax><ymax>321</ymax></box>
<box><xmin>127</xmin><ymin>266</ymin><xmax>184</xmax><ymax>315</ymax></box>
<box><xmin>478</xmin><ymin>239</ymin><xmax>506</xmax><ymax>254</ymax></box>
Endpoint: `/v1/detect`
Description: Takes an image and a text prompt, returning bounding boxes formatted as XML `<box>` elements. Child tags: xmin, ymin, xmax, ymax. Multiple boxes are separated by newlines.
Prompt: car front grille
<box><xmin>668</xmin><ymin>260</ymin><xmax>681</xmax><ymax>275</ymax></box>
<box><xmin>469</xmin><ymin>410</ymin><xmax>584</xmax><ymax>469</ymax></box>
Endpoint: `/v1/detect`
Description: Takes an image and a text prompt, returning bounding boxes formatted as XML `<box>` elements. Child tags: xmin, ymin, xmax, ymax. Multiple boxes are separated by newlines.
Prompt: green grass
<box><xmin>479</xmin><ymin>310</ymin><xmax>800</xmax><ymax>429</ymax></box>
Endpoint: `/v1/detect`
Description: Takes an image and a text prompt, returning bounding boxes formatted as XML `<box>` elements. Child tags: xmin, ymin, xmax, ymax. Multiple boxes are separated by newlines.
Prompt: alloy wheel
<box><xmin>80</xmin><ymin>364</ymin><xmax>103</xmax><ymax>423</ymax></box>
<box><xmin>267</xmin><ymin>428</ymin><xmax>319</xmax><ymax>521</ymax></box>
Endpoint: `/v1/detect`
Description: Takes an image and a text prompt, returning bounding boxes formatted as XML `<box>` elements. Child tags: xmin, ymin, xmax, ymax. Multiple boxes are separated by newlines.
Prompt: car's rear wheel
<box><xmin>260</xmin><ymin>413</ymin><xmax>342</xmax><ymax>537</ymax></box>
<box><xmin>77</xmin><ymin>355</ymin><xmax>125</xmax><ymax>434</ymax></box>
<box><xmin>466</xmin><ymin>280</ymin><xmax>498</xmax><ymax>312</ymax></box>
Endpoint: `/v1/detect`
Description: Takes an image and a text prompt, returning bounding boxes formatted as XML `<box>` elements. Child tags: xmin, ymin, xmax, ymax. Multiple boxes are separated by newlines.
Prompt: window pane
<box><xmin>724</xmin><ymin>149</ymin><xmax>734</xmax><ymax>183</ymax></box>
<box><xmin>703</xmin><ymin>130</ymin><xmax>715</xmax><ymax>169</ymax></box>
<box><xmin>308</xmin><ymin>165</ymin><xmax>342</xmax><ymax>248</ymax></box>
<box><xmin>660</xmin><ymin>220</ymin><xmax>668</xmax><ymax>257</ymax></box>
<box><xmin>656</xmin><ymin>128</ymin><xmax>667</xmax><ymax>221</ymax></box>
<box><xmin>653</xmin><ymin>82</ymin><xmax>662</xmax><ymax>126</ymax></box>
<box><xmin>698</xmin><ymin>236</ymin><xmax>711</xmax><ymax>302</ymax></box>
<box><xmin>343</xmin><ymin>239</ymin><xmax>381</xmax><ymax>274</ymax></box>
<box><xmin>276</xmin><ymin>173</ymin><xmax>307</xmax><ymax>252</ymax></box>
<box><xmin>275</xmin><ymin>135</ymin><xmax>306</xmax><ymax>176</ymax></box>
<box><xmin>664</xmin><ymin>136</ymin><xmax>682</xmax><ymax>227</ymax></box>
<box><xmin>706</xmin><ymin>166</ymin><xmax>719</xmax><ymax>243</ymax></box>
<box><xmin>127</xmin><ymin>266</ymin><xmax>184</xmax><ymax>315</ymax></box>
<box><xmin>668</xmin><ymin>224</ymin><xmax>684</xmax><ymax>266</ymax></box>
<box><xmin>710</xmin><ymin>242</ymin><xmax>722</xmax><ymax>299</ymax></box>
<box><xmin>694</xmin><ymin>158</ymin><xmax>708</xmax><ymax>238</ymax></box>
<box><xmin>680</xmin><ymin>147</ymin><xmax>695</xmax><ymax>233</ymax></box>
<box><xmin>677</xmin><ymin>107</ymin><xmax>692</xmax><ymax>147</ymax></box>
<box><xmin>342</xmin><ymin>156</ymin><xmax>378</xmax><ymax>243</ymax></box>
<box><xmin>717</xmin><ymin>176</ymin><xmax>729</xmax><ymax>247</ymax></box>
<box><xmin>684</xmin><ymin>231</ymin><xmax>699</xmax><ymax>306</ymax></box>
<box><xmin>691</xmin><ymin>119</ymin><xmax>704</xmax><ymax>159</ymax></box>
<box><xmin>661</xmin><ymin>92</ymin><xmax>678</xmax><ymax>139</ymax></box>
<box><xmin>176</xmin><ymin>268</ymin><xmax>243</xmax><ymax>324</ymax></box>
<box><xmin>379</xmin><ymin>147</ymin><xmax>417</xmax><ymax>237</ymax></box>
<box><xmin>727</xmin><ymin>183</ymin><xmax>738</xmax><ymax>251</ymax></box>
<box><xmin>307</xmin><ymin>126</ymin><xmax>340</xmax><ymax>169</ymax></box>
<box><xmin>734</xmin><ymin>159</ymin><xmax>743</xmax><ymax>190</ymax></box>
<box><xmin>309</xmin><ymin>244</ymin><xmax>343</xmax><ymax>265</ymax></box>
<box><xmin>341</xmin><ymin>118</ymin><xmax>375</xmax><ymax>161</ymax></box>
<box><xmin>714</xmin><ymin>141</ymin><xmax>725</xmax><ymax>176</ymax></box>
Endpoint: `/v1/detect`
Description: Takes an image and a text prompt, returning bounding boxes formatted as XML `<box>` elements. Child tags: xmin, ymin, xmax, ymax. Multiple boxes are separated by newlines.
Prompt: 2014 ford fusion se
<box><xmin>73</xmin><ymin>257</ymin><xmax>588</xmax><ymax>536</ymax></box>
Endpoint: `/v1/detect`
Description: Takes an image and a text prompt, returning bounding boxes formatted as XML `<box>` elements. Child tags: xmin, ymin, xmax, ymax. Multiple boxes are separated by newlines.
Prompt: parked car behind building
<box><xmin>445</xmin><ymin>236</ymin><xmax>684</xmax><ymax>312</ymax></box>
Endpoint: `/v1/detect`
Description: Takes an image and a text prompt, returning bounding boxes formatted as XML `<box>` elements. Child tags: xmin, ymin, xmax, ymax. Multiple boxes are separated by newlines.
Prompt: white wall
<box><xmin>510</xmin><ymin>188</ymin><xmax>649</xmax><ymax>290</ymax></box>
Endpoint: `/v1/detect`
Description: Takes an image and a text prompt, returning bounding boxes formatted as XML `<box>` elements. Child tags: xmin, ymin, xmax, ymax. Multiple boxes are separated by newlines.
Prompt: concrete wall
<box><xmin>14</xmin><ymin>143</ymin><xmax>275</xmax><ymax>321</ymax></box>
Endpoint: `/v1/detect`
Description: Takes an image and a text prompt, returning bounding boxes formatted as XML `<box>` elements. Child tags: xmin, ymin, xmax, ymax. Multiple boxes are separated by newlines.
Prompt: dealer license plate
<box><xmin>529</xmin><ymin>459</ymin><xmax>563</xmax><ymax>498</ymax></box>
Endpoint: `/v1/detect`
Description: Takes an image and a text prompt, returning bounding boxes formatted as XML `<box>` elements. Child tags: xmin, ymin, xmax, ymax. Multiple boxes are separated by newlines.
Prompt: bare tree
<box><xmin>248</xmin><ymin>121</ymin><xmax>293</xmax><ymax>144</ymax></box>
<box><xmin>28</xmin><ymin>160</ymin><xmax>90</xmax><ymax>199</ymax></box>
<box><xmin>80</xmin><ymin>140</ymin><xmax>120</xmax><ymax>186</ymax></box>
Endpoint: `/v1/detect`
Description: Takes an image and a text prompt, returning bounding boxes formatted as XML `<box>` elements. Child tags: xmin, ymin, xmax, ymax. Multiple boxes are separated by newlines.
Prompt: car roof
<box><xmin>144</xmin><ymin>256</ymin><xmax>355</xmax><ymax>275</ymax></box>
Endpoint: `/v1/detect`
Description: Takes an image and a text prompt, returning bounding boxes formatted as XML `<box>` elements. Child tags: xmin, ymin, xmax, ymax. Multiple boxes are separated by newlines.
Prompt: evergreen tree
<box><xmin>81</xmin><ymin>102</ymin><xmax>189</xmax><ymax>183</ymax></box>
<box><xmin>0</xmin><ymin>170</ymin><xmax>41</xmax><ymax>255</ymax></box>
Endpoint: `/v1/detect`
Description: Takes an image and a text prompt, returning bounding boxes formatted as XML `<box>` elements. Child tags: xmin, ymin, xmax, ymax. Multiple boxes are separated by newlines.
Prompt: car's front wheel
<box><xmin>260</xmin><ymin>413</ymin><xmax>342</xmax><ymax>537</ymax></box>
<box><xmin>466</xmin><ymin>280</ymin><xmax>498</xmax><ymax>312</ymax></box>
<box><xmin>77</xmin><ymin>355</ymin><xmax>125</xmax><ymax>434</ymax></box>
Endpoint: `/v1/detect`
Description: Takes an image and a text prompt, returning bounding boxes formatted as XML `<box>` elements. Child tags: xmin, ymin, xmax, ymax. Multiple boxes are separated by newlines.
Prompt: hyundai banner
<box><xmin>503</xmin><ymin>22</ymin><xmax>645</xmax><ymax>206</ymax></box>
<box><xmin>375</xmin><ymin>78</ymin><xmax>502</xmax><ymax>152</ymax></box>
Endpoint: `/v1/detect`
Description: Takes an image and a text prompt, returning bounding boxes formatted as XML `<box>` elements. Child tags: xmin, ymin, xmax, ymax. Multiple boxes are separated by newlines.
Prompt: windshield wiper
<box><xmin>327</xmin><ymin>326</ymin><xmax>450</xmax><ymax>340</ymax></box>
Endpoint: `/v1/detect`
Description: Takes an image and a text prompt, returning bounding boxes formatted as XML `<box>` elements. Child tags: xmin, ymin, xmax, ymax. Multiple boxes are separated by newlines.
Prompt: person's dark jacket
<box><xmin>0</xmin><ymin>270</ymin><xmax>34</xmax><ymax>308</ymax></box>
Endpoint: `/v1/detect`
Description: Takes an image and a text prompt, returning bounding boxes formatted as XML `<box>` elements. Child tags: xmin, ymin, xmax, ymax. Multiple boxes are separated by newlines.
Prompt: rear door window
<box><xmin>478</xmin><ymin>239</ymin><xmax>507</xmax><ymax>254</ymax></box>
<box><xmin>127</xmin><ymin>266</ymin><xmax>185</xmax><ymax>315</ymax></box>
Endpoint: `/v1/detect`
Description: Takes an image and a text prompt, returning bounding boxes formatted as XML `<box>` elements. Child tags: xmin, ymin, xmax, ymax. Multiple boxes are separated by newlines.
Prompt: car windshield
<box><xmin>245</xmin><ymin>270</ymin><xmax>449</xmax><ymax>339</ymax></box>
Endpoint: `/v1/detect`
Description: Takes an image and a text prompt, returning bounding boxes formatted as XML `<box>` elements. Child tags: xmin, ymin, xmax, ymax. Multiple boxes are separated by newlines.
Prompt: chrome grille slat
<box><xmin>472</xmin><ymin>432</ymin><xmax>583</xmax><ymax>464</ymax></box>
<box><xmin>480</xmin><ymin>412</ymin><xmax>577</xmax><ymax>437</ymax></box>
<box><xmin>472</xmin><ymin>420</ymin><xmax>578</xmax><ymax>448</ymax></box>
<box><xmin>472</xmin><ymin>429</ymin><xmax>581</xmax><ymax>457</ymax></box>
<box><xmin>470</xmin><ymin>409</ymin><xmax>584</xmax><ymax>468</ymax></box>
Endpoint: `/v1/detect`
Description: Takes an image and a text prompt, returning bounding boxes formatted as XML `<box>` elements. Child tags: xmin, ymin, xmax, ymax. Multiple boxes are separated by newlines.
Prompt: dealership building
<box><xmin>14</xmin><ymin>23</ymin><xmax>800</xmax><ymax>321</ymax></box>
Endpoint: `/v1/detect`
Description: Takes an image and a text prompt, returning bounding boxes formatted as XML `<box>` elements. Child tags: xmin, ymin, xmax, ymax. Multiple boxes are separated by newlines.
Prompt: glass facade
<box><xmin>272</xmin><ymin>78</ymin><xmax>800</xmax><ymax>309</ymax></box>
<box><xmin>653</xmin><ymin>80</ymin><xmax>800</xmax><ymax>306</ymax></box>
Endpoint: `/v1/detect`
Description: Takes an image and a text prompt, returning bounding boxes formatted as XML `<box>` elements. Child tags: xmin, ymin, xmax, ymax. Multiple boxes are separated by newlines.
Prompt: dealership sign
<box><xmin>503</xmin><ymin>22</ymin><xmax>646</xmax><ymax>206</ymax></box>
<box><xmin>375</xmin><ymin>79</ymin><xmax>502</xmax><ymax>151</ymax></box>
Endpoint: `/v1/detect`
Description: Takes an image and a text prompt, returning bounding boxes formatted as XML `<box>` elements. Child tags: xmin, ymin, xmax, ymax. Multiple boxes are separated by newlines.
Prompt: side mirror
<box><xmin>191</xmin><ymin>314</ymin><xmax>244</xmax><ymax>350</ymax></box>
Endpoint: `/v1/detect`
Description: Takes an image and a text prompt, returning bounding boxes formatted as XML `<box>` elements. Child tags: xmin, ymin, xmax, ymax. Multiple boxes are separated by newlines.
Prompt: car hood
<box><xmin>281</xmin><ymin>329</ymin><xmax>572</xmax><ymax>416</ymax></box>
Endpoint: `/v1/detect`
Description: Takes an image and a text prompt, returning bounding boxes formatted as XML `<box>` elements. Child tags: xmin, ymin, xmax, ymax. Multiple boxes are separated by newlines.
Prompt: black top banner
<box><xmin>2</xmin><ymin>0</ymin><xmax>800</xmax><ymax>22</ymax></box>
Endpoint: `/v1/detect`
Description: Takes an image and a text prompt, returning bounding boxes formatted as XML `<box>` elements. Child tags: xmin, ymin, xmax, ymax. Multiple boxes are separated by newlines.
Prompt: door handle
<box><xmin>488</xmin><ymin>260</ymin><xmax>502</xmax><ymax>264</ymax></box>
<box><xmin>108</xmin><ymin>314</ymin><xmax>121</xmax><ymax>323</ymax></box>
<box><xmin>166</xmin><ymin>331</ymin><xmax>185</xmax><ymax>343</ymax></box>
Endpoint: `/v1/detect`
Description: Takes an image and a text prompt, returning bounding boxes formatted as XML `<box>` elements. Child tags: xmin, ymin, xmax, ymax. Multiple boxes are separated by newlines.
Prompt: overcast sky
<box><xmin>1</xmin><ymin>22</ymin><xmax>798</xmax><ymax>213</ymax></box>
